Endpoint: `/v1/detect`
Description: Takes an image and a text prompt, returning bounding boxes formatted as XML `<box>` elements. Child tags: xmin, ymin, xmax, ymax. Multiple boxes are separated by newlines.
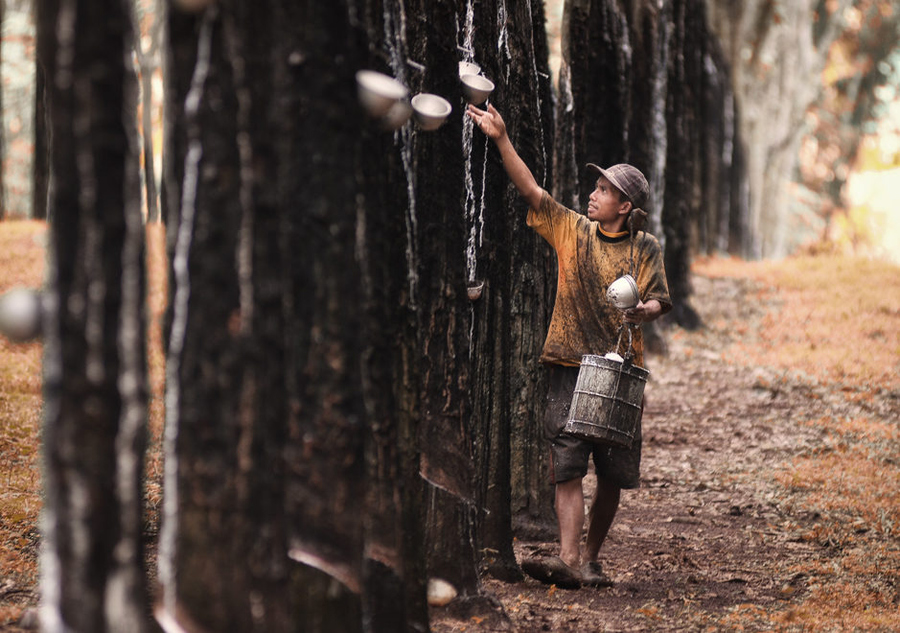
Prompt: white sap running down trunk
<box><xmin>460</xmin><ymin>0</ymin><xmax>487</xmax><ymax>289</ymax></box>
<box><xmin>384</xmin><ymin>0</ymin><xmax>421</xmax><ymax>308</ymax></box>
<box><xmin>158</xmin><ymin>7</ymin><xmax>216</xmax><ymax>625</ymax></box>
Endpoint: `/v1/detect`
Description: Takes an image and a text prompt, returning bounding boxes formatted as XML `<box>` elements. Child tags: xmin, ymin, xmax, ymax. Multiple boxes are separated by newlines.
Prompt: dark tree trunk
<box><xmin>158</xmin><ymin>2</ymin><xmax>299</xmax><ymax>630</ymax></box>
<box><xmin>403</xmin><ymin>0</ymin><xmax>480</xmax><ymax>601</ymax></box>
<box><xmin>556</xmin><ymin>0</ymin><xmax>632</xmax><ymax>210</ymax></box>
<box><xmin>37</xmin><ymin>0</ymin><xmax>150</xmax><ymax>630</ymax></box>
<box><xmin>627</xmin><ymin>1</ymin><xmax>672</xmax><ymax>239</ymax></box>
<box><xmin>560</xmin><ymin>0</ymin><xmax>745</xmax><ymax>329</ymax></box>
<box><xmin>698</xmin><ymin>36</ymin><xmax>726</xmax><ymax>255</ymax></box>
<box><xmin>468</xmin><ymin>0</ymin><xmax>558</xmax><ymax>579</ymax></box>
<box><xmin>160</xmin><ymin>4</ymin><xmax>198</xmax><ymax>239</ymax></box>
<box><xmin>157</xmin><ymin>6</ymin><xmax>257</xmax><ymax>631</ymax></box>
<box><xmin>503</xmin><ymin>0</ymin><xmax>557</xmax><ymax>547</ymax></box>
<box><xmin>33</xmin><ymin>36</ymin><xmax>49</xmax><ymax>221</ymax></box>
<box><xmin>160</xmin><ymin>2</ymin><xmax>431</xmax><ymax>631</ymax></box>
<box><xmin>728</xmin><ymin>112</ymin><xmax>750</xmax><ymax>256</ymax></box>
<box><xmin>280</xmin><ymin>1</ymin><xmax>369</xmax><ymax>630</ymax></box>
<box><xmin>662</xmin><ymin>0</ymin><xmax>704</xmax><ymax>330</ymax></box>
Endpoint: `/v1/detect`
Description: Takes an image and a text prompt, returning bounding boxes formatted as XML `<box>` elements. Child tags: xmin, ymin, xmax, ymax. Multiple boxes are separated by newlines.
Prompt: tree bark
<box><xmin>160</xmin><ymin>2</ymin><xmax>433</xmax><ymax>631</ymax></box>
<box><xmin>662</xmin><ymin>0</ymin><xmax>703</xmax><ymax>330</ymax></box>
<box><xmin>33</xmin><ymin>32</ymin><xmax>49</xmax><ymax>221</ymax></box>
<box><xmin>279</xmin><ymin>1</ymin><xmax>369</xmax><ymax>629</ymax></box>
<box><xmin>468</xmin><ymin>0</ymin><xmax>558</xmax><ymax>577</ymax></box>
<box><xmin>157</xmin><ymin>6</ymin><xmax>259</xmax><ymax>631</ymax></box>
<box><xmin>38</xmin><ymin>0</ymin><xmax>151</xmax><ymax>630</ymax></box>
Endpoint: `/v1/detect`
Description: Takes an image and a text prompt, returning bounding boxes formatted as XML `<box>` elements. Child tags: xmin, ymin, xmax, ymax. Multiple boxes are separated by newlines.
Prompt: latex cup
<box><xmin>606</xmin><ymin>274</ymin><xmax>639</xmax><ymax>310</ymax></box>
<box><xmin>356</xmin><ymin>70</ymin><xmax>408</xmax><ymax>119</ymax></box>
<box><xmin>411</xmin><ymin>93</ymin><xmax>452</xmax><ymax>131</ymax></box>
<box><xmin>460</xmin><ymin>74</ymin><xmax>494</xmax><ymax>105</ymax></box>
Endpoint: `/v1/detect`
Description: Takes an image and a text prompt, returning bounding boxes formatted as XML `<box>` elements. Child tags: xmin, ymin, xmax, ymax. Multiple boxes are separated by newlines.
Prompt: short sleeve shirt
<box><xmin>527</xmin><ymin>191</ymin><xmax>672</xmax><ymax>368</ymax></box>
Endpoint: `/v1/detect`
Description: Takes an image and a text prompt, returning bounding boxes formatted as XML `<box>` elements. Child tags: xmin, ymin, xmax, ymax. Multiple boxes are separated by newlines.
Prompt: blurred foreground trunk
<box><xmin>38</xmin><ymin>0</ymin><xmax>150</xmax><ymax>630</ymax></box>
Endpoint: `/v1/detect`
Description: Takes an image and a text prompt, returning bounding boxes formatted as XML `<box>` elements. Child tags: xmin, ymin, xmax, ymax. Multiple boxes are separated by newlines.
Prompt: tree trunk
<box><xmin>157</xmin><ymin>6</ymin><xmax>261</xmax><ymax>631</ymax></box>
<box><xmin>159</xmin><ymin>2</ymin><xmax>433</xmax><ymax>631</ymax></box>
<box><xmin>33</xmin><ymin>32</ymin><xmax>49</xmax><ymax>221</ymax></box>
<box><xmin>705</xmin><ymin>0</ymin><xmax>852</xmax><ymax>257</ymax></box>
<box><xmin>280</xmin><ymin>1</ymin><xmax>370</xmax><ymax>629</ymax></box>
<box><xmin>662</xmin><ymin>0</ymin><xmax>704</xmax><ymax>330</ymax></box>
<box><xmin>404</xmin><ymin>0</ymin><xmax>480</xmax><ymax>600</ymax></box>
<box><xmin>559</xmin><ymin>0</ymin><xmax>745</xmax><ymax>328</ymax></box>
<box><xmin>466</xmin><ymin>0</ymin><xmax>558</xmax><ymax>576</ymax></box>
<box><xmin>556</xmin><ymin>0</ymin><xmax>631</xmax><ymax>210</ymax></box>
<box><xmin>158</xmin><ymin>2</ymin><xmax>301</xmax><ymax>629</ymax></box>
<box><xmin>38</xmin><ymin>0</ymin><xmax>150</xmax><ymax>630</ymax></box>
<box><xmin>503</xmin><ymin>0</ymin><xmax>558</xmax><ymax>547</ymax></box>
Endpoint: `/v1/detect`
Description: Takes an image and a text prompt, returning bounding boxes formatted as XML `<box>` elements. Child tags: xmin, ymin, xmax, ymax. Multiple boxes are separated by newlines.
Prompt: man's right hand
<box><xmin>467</xmin><ymin>104</ymin><xmax>506</xmax><ymax>141</ymax></box>
<box><xmin>466</xmin><ymin>103</ymin><xmax>544</xmax><ymax>210</ymax></box>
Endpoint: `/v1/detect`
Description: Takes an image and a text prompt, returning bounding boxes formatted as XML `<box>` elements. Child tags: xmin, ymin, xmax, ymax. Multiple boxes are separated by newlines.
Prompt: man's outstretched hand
<box><xmin>466</xmin><ymin>103</ymin><xmax>506</xmax><ymax>140</ymax></box>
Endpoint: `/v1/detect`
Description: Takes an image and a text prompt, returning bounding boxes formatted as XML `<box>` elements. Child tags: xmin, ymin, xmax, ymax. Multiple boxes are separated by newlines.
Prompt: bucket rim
<box><xmin>579</xmin><ymin>354</ymin><xmax>650</xmax><ymax>377</ymax></box>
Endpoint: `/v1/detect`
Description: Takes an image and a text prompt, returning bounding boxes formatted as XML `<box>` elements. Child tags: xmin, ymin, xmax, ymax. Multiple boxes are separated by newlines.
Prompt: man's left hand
<box><xmin>623</xmin><ymin>299</ymin><xmax>662</xmax><ymax>324</ymax></box>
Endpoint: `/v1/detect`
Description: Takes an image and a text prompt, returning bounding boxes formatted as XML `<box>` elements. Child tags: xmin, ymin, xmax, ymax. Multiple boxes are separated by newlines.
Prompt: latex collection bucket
<box><xmin>562</xmin><ymin>354</ymin><xmax>649</xmax><ymax>449</ymax></box>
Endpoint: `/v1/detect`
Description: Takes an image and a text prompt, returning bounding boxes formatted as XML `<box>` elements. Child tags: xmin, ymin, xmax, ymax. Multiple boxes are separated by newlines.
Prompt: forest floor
<box><xmin>431</xmin><ymin>255</ymin><xmax>900</xmax><ymax>632</ymax></box>
<box><xmin>1</xmin><ymin>222</ymin><xmax>898</xmax><ymax>631</ymax></box>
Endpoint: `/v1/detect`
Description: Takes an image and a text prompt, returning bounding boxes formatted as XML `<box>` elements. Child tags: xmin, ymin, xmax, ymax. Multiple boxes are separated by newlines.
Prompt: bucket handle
<box><xmin>614</xmin><ymin>321</ymin><xmax>639</xmax><ymax>361</ymax></box>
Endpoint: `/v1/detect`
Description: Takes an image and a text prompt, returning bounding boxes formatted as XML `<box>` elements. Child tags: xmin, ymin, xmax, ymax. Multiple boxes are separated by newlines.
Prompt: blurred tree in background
<box><xmin>799</xmin><ymin>0</ymin><xmax>900</xmax><ymax>250</ymax></box>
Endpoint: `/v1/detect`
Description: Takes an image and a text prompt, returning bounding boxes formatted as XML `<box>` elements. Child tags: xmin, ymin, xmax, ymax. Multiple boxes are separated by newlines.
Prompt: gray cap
<box><xmin>587</xmin><ymin>163</ymin><xmax>649</xmax><ymax>211</ymax></box>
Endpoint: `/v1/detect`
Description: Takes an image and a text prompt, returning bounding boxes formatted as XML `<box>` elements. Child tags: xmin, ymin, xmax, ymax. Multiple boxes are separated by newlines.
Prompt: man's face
<box><xmin>587</xmin><ymin>176</ymin><xmax>629</xmax><ymax>228</ymax></box>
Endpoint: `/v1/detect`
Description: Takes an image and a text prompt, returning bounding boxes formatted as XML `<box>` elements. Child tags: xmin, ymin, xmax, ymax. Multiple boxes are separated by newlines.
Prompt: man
<box><xmin>467</xmin><ymin>103</ymin><xmax>672</xmax><ymax>588</ymax></box>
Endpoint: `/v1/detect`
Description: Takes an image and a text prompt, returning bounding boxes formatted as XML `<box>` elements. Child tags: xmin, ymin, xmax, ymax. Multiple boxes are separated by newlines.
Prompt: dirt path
<box><xmin>3</xmin><ymin>244</ymin><xmax>895</xmax><ymax>631</ymax></box>
<box><xmin>433</xmin><ymin>272</ymin><xmax>889</xmax><ymax>631</ymax></box>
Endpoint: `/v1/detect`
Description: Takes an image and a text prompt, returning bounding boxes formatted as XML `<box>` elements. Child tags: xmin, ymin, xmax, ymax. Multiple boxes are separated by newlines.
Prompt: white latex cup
<box><xmin>606</xmin><ymin>274</ymin><xmax>639</xmax><ymax>309</ymax></box>
<box><xmin>460</xmin><ymin>74</ymin><xmax>494</xmax><ymax>105</ymax></box>
<box><xmin>356</xmin><ymin>70</ymin><xmax>408</xmax><ymax>119</ymax></box>
<box><xmin>458</xmin><ymin>61</ymin><xmax>481</xmax><ymax>78</ymax></box>
<box><xmin>0</xmin><ymin>288</ymin><xmax>41</xmax><ymax>342</ymax></box>
<box><xmin>379</xmin><ymin>99</ymin><xmax>413</xmax><ymax>131</ymax></box>
<box><xmin>411</xmin><ymin>93</ymin><xmax>452</xmax><ymax>131</ymax></box>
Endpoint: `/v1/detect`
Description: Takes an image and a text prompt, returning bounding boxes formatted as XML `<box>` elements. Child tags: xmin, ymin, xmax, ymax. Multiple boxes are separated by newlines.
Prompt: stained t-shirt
<box><xmin>527</xmin><ymin>191</ymin><xmax>672</xmax><ymax>368</ymax></box>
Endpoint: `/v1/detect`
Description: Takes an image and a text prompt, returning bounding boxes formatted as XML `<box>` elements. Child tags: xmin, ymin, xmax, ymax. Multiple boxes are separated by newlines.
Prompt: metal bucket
<box><xmin>562</xmin><ymin>354</ymin><xmax>649</xmax><ymax>448</ymax></box>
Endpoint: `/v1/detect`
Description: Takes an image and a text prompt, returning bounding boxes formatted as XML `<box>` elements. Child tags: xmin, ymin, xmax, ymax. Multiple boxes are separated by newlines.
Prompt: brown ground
<box><xmin>430</xmin><ymin>271</ymin><xmax>898</xmax><ymax>632</ymax></box>
<box><xmin>3</xmin><ymin>235</ymin><xmax>897</xmax><ymax>631</ymax></box>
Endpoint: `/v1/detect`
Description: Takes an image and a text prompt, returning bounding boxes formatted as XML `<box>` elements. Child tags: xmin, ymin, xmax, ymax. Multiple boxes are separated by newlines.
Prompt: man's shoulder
<box><xmin>538</xmin><ymin>190</ymin><xmax>575</xmax><ymax>215</ymax></box>
<box><xmin>636</xmin><ymin>230</ymin><xmax>662</xmax><ymax>249</ymax></box>
<box><xmin>530</xmin><ymin>191</ymin><xmax>581</xmax><ymax>226</ymax></box>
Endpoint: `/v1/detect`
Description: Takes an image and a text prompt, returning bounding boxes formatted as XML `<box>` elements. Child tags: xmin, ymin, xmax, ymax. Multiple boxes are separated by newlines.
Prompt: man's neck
<box><xmin>598</xmin><ymin>221</ymin><xmax>628</xmax><ymax>237</ymax></box>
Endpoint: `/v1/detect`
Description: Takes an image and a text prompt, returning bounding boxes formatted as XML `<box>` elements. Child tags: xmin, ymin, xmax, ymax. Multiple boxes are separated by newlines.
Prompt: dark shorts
<box><xmin>544</xmin><ymin>365</ymin><xmax>642</xmax><ymax>489</ymax></box>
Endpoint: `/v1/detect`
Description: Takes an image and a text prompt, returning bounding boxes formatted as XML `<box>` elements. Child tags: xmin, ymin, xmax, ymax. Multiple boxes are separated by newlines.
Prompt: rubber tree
<box><xmin>557</xmin><ymin>0</ymin><xmax>746</xmax><ymax>329</ymax></box>
<box><xmin>461</xmin><ymin>0</ymin><xmax>557</xmax><ymax>578</ymax></box>
<box><xmin>156</xmin><ymin>0</ymin><xmax>560</xmax><ymax>629</ymax></box>
<box><xmin>37</xmin><ymin>0</ymin><xmax>151</xmax><ymax>630</ymax></box>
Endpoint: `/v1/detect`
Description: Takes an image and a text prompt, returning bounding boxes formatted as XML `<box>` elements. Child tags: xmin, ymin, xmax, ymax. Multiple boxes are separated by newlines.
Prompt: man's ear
<box><xmin>619</xmin><ymin>199</ymin><xmax>633</xmax><ymax>216</ymax></box>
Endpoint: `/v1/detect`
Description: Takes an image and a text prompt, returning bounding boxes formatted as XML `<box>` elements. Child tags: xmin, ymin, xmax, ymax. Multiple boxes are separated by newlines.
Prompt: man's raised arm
<box><xmin>467</xmin><ymin>104</ymin><xmax>544</xmax><ymax>211</ymax></box>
